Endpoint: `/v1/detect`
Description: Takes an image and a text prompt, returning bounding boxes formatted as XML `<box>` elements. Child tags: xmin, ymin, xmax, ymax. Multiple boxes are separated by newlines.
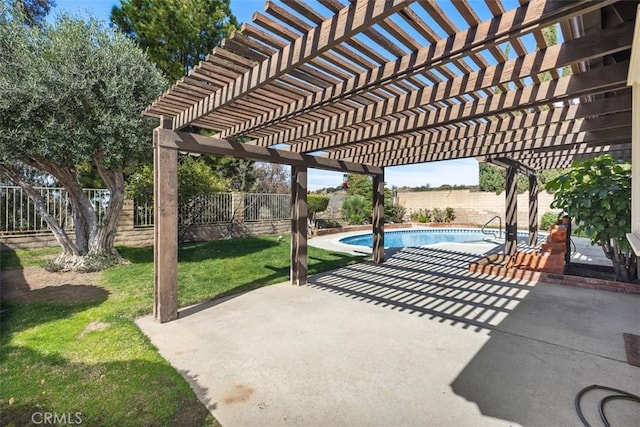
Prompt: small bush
<box><xmin>432</xmin><ymin>208</ymin><xmax>446</xmax><ymax>222</ymax></box>
<box><xmin>342</xmin><ymin>195</ymin><xmax>370</xmax><ymax>225</ymax></box>
<box><xmin>445</xmin><ymin>207</ymin><xmax>456</xmax><ymax>222</ymax></box>
<box><xmin>385</xmin><ymin>204</ymin><xmax>406</xmax><ymax>223</ymax></box>
<box><xmin>541</xmin><ymin>211</ymin><xmax>560</xmax><ymax>230</ymax></box>
<box><xmin>413</xmin><ymin>207</ymin><xmax>456</xmax><ymax>223</ymax></box>
<box><xmin>410</xmin><ymin>209</ymin><xmax>431</xmax><ymax>223</ymax></box>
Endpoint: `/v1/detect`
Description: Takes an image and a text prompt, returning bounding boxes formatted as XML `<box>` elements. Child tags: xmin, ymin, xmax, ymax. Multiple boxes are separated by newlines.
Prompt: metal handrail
<box><xmin>481</xmin><ymin>215</ymin><xmax>502</xmax><ymax>240</ymax></box>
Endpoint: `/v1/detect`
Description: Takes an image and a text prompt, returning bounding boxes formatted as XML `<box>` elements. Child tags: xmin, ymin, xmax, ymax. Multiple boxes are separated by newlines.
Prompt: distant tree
<box><xmin>126</xmin><ymin>156</ymin><xmax>228</xmax><ymax>241</ymax></box>
<box><xmin>252</xmin><ymin>163</ymin><xmax>289</xmax><ymax>193</ymax></box>
<box><xmin>538</xmin><ymin>168</ymin><xmax>570</xmax><ymax>189</ymax></box>
<box><xmin>111</xmin><ymin>0</ymin><xmax>238</xmax><ymax>81</ymax></box>
<box><xmin>479</xmin><ymin>163</ymin><xmax>528</xmax><ymax>194</ymax></box>
<box><xmin>307</xmin><ymin>194</ymin><xmax>329</xmax><ymax>230</ymax></box>
<box><xmin>3</xmin><ymin>0</ymin><xmax>55</xmax><ymax>26</ymax></box>
<box><xmin>546</xmin><ymin>155</ymin><xmax>634</xmax><ymax>282</ymax></box>
<box><xmin>345</xmin><ymin>174</ymin><xmax>373</xmax><ymax>207</ymax></box>
<box><xmin>0</xmin><ymin>13</ymin><xmax>166</xmax><ymax>270</ymax></box>
<box><xmin>342</xmin><ymin>195</ymin><xmax>369</xmax><ymax>225</ymax></box>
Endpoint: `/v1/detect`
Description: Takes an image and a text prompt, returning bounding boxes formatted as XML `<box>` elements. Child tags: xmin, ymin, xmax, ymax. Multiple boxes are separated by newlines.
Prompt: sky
<box><xmin>49</xmin><ymin>0</ymin><xmax>481</xmax><ymax>190</ymax></box>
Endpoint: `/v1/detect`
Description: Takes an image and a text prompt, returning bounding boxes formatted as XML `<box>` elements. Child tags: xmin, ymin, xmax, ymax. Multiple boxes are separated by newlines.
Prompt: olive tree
<box><xmin>546</xmin><ymin>155</ymin><xmax>635</xmax><ymax>282</ymax></box>
<box><xmin>0</xmin><ymin>13</ymin><xmax>166</xmax><ymax>270</ymax></box>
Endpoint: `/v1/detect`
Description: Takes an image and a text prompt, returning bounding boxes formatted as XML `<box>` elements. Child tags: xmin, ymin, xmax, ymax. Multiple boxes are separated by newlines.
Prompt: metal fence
<box><xmin>243</xmin><ymin>193</ymin><xmax>290</xmax><ymax>222</ymax></box>
<box><xmin>1</xmin><ymin>185</ymin><xmax>291</xmax><ymax>234</ymax></box>
<box><xmin>178</xmin><ymin>193</ymin><xmax>234</xmax><ymax>226</ymax></box>
<box><xmin>134</xmin><ymin>192</ymin><xmax>290</xmax><ymax>227</ymax></box>
<box><xmin>1</xmin><ymin>186</ymin><xmax>109</xmax><ymax>234</ymax></box>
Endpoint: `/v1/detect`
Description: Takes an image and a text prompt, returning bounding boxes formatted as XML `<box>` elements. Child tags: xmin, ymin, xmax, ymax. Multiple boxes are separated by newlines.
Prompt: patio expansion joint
<box><xmin>491</xmin><ymin>327</ymin><xmax>631</xmax><ymax>366</ymax></box>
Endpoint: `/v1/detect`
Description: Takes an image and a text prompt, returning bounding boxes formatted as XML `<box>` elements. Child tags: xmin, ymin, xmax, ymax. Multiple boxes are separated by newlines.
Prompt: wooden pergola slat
<box><xmin>144</xmin><ymin>0</ymin><xmax>637</xmax><ymax>322</ymax></box>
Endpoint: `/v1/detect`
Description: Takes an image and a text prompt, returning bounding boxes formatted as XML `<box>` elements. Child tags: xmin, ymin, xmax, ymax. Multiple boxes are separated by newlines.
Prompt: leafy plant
<box><xmin>410</xmin><ymin>209</ymin><xmax>431</xmax><ymax>223</ymax></box>
<box><xmin>385</xmin><ymin>204</ymin><xmax>406</xmax><ymax>223</ymax></box>
<box><xmin>342</xmin><ymin>195</ymin><xmax>369</xmax><ymax>225</ymax></box>
<box><xmin>546</xmin><ymin>155</ymin><xmax>635</xmax><ymax>282</ymax></box>
<box><xmin>127</xmin><ymin>157</ymin><xmax>228</xmax><ymax>242</ymax></box>
<box><xmin>540</xmin><ymin>211</ymin><xmax>560</xmax><ymax>231</ymax></box>
<box><xmin>307</xmin><ymin>194</ymin><xmax>329</xmax><ymax>230</ymax></box>
<box><xmin>111</xmin><ymin>0</ymin><xmax>239</xmax><ymax>82</ymax></box>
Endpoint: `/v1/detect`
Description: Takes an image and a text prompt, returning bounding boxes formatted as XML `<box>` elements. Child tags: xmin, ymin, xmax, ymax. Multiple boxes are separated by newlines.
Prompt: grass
<box><xmin>0</xmin><ymin>246</ymin><xmax>60</xmax><ymax>269</ymax></box>
<box><xmin>0</xmin><ymin>235</ymin><xmax>364</xmax><ymax>426</ymax></box>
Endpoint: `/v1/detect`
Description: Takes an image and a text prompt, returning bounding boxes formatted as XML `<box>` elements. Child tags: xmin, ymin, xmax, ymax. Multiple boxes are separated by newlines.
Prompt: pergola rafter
<box><xmin>145</xmin><ymin>0</ymin><xmax>639</xmax><ymax>322</ymax></box>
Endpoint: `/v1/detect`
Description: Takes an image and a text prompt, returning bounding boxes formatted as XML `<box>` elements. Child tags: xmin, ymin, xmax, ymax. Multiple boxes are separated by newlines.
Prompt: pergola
<box><xmin>144</xmin><ymin>0</ymin><xmax>639</xmax><ymax>322</ymax></box>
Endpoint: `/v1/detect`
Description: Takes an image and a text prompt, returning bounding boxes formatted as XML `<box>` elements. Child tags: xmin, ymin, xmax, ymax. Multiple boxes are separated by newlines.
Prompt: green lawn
<box><xmin>0</xmin><ymin>235</ymin><xmax>363</xmax><ymax>426</ymax></box>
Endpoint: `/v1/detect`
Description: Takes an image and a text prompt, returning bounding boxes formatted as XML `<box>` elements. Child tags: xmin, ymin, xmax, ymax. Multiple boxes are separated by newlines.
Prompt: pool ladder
<box><xmin>481</xmin><ymin>216</ymin><xmax>502</xmax><ymax>241</ymax></box>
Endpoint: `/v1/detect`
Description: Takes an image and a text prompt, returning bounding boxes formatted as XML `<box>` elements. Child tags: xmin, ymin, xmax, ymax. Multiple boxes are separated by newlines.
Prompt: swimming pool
<box><xmin>339</xmin><ymin>228</ymin><xmax>527</xmax><ymax>248</ymax></box>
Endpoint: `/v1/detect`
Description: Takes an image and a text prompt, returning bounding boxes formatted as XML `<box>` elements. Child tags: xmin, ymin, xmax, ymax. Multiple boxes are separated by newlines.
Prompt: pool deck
<box><xmin>309</xmin><ymin>225</ymin><xmax>612</xmax><ymax>267</ymax></box>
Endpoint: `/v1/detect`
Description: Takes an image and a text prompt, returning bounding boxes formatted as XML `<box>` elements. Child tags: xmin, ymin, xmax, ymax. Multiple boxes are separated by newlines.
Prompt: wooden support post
<box><xmin>632</xmin><ymin>83</ymin><xmax>640</xmax><ymax>231</ymax></box>
<box><xmin>154</xmin><ymin>118</ymin><xmax>178</xmax><ymax>322</ymax></box>
<box><xmin>372</xmin><ymin>171</ymin><xmax>385</xmax><ymax>263</ymax></box>
<box><xmin>505</xmin><ymin>166</ymin><xmax>518</xmax><ymax>255</ymax></box>
<box><xmin>290</xmin><ymin>166</ymin><xmax>308</xmax><ymax>285</ymax></box>
<box><xmin>626</xmin><ymin>5</ymin><xmax>640</xmax><ymax>268</ymax></box>
<box><xmin>528</xmin><ymin>174</ymin><xmax>539</xmax><ymax>246</ymax></box>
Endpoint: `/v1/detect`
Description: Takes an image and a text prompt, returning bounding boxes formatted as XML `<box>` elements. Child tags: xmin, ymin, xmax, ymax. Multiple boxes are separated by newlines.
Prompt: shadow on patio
<box><xmin>138</xmin><ymin>245</ymin><xmax>640</xmax><ymax>426</ymax></box>
<box><xmin>307</xmin><ymin>246</ymin><xmax>640</xmax><ymax>426</ymax></box>
<box><xmin>308</xmin><ymin>246</ymin><xmax>535</xmax><ymax>332</ymax></box>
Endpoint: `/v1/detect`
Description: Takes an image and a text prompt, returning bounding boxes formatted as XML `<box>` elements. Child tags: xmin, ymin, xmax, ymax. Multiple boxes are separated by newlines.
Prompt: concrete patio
<box><xmin>136</xmin><ymin>242</ymin><xmax>640</xmax><ymax>426</ymax></box>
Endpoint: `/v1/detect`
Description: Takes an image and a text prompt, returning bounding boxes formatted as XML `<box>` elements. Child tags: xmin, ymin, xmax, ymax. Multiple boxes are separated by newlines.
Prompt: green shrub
<box><xmin>342</xmin><ymin>195</ymin><xmax>370</xmax><ymax>225</ymax></box>
<box><xmin>410</xmin><ymin>209</ymin><xmax>431</xmax><ymax>223</ymax></box>
<box><xmin>540</xmin><ymin>211</ymin><xmax>560</xmax><ymax>230</ymax></box>
<box><xmin>445</xmin><ymin>207</ymin><xmax>456</xmax><ymax>222</ymax></box>
<box><xmin>308</xmin><ymin>194</ymin><xmax>330</xmax><ymax>229</ymax></box>
<box><xmin>385</xmin><ymin>204</ymin><xmax>406</xmax><ymax>223</ymax></box>
<box><xmin>433</xmin><ymin>207</ymin><xmax>455</xmax><ymax>222</ymax></box>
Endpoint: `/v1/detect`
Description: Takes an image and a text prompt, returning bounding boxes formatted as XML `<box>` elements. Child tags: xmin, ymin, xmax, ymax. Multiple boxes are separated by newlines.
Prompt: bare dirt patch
<box><xmin>1</xmin><ymin>267</ymin><xmax>106</xmax><ymax>304</ymax></box>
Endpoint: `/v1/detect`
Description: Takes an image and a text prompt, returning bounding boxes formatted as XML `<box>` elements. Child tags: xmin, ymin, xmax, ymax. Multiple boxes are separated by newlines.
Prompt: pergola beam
<box><xmin>155</xmin><ymin>129</ymin><xmax>382</xmax><ymax>175</ymax></box>
<box><xmin>348</xmin><ymin>110</ymin><xmax>631</xmax><ymax>165</ymax></box>
<box><xmin>284</xmin><ymin>60</ymin><xmax>629</xmax><ymax>153</ymax></box>
<box><xmin>215</xmin><ymin>0</ymin><xmax>620</xmax><ymax>139</ymax></box>
<box><xmin>250</xmin><ymin>22</ymin><xmax>632</xmax><ymax>149</ymax></box>
<box><xmin>170</xmin><ymin>0</ymin><xmax>414</xmax><ymax>130</ymax></box>
<box><xmin>327</xmin><ymin>94</ymin><xmax>631</xmax><ymax>159</ymax></box>
<box><xmin>363</xmin><ymin>124</ymin><xmax>632</xmax><ymax>167</ymax></box>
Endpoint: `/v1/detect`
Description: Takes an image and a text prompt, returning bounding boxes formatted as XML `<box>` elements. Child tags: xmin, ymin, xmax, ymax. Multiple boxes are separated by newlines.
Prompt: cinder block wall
<box><xmin>397</xmin><ymin>189</ymin><xmax>558</xmax><ymax>229</ymax></box>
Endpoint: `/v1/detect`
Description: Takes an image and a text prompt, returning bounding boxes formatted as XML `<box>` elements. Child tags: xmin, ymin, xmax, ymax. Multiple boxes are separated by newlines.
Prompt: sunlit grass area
<box><xmin>0</xmin><ymin>235</ymin><xmax>363</xmax><ymax>426</ymax></box>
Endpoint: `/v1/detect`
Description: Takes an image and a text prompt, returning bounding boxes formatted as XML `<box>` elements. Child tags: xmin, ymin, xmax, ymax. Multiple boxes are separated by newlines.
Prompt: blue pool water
<box><xmin>339</xmin><ymin>228</ymin><xmax>521</xmax><ymax>248</ymax></box>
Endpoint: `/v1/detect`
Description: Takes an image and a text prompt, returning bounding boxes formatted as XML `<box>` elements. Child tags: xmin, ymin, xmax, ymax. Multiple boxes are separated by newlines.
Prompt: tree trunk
<box><xmin>602</xmin><ymin>237</ymin><xmax>637</xmax><ymax>282</ymax></box>
<box><xmin>0</xmin><ymin>164</ymin><xmax>79</xmax><ymax>255</ymax></box>
<box><xmin>2</xmin><ymin>154</ymin><xmax>129</xmax><ymax>271</ymax></box>
<box><xmin>29</xmin><ymin>156</ymin><xmax>96</xmax><ymax>255</ymax></box>
<box><xmin>92</xmin><ymin>153</ymin><xmax>126</xmax><ymax>259</ymax></box>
